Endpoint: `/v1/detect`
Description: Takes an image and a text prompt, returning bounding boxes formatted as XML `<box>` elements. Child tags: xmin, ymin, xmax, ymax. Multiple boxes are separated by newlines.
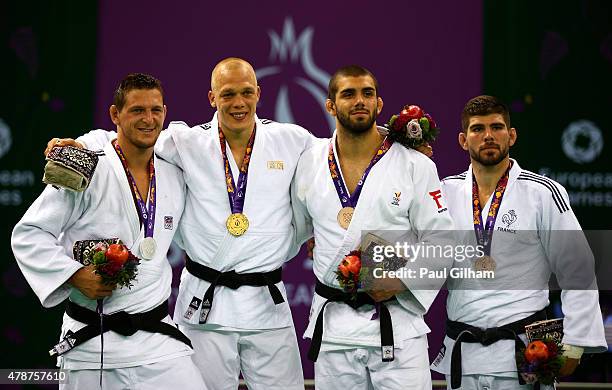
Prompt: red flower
<box><xmin>392</xmin><ymin>114</ymin><xmax>410</xmax><ymax>132</ymax></box>
<box><xmin>338</xmin><ymin>251</ymin><xmax>361</xmax><ymax>281</ymax></box>
<box><xmin>106</xmin><ymin>244</ymin><xmax>129</xmax><ymax>267</ymax></box>
<box><xmin>403</xmin><ymin>105</ymin><xmax>424</xmax><ymax>120</ymax></box>
<box><xmin>524</xmin><ymin>340</ymin><xmax>550</xmax><ymax>363</ymax></box>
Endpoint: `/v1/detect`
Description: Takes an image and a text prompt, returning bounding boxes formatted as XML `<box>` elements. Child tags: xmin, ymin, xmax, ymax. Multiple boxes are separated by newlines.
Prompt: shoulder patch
<box><xmin>199</xmin><ymin>122</ymin><xmax>212</xmax><ymax>131</ymax></box>
<box><xmin>259</xmin><ymin>118</ymin><xmax>274</xmax><ymax>125</ymax></box>
<box><xmin>517</xmin><ymin>172</ymin><xmax>569</xmax><ymax>213</ymax></box>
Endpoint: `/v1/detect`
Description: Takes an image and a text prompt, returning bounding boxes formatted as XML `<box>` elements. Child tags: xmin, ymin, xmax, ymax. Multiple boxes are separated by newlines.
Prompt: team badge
<box><xmin>391</xmin><ymin>192</ymin><xmax>401</xmax><ymax>206</ymax></box>
<box><xmin>164</xmin><ymin>216</ymin><xmax>173</xmax><ymax>230</ymax></box>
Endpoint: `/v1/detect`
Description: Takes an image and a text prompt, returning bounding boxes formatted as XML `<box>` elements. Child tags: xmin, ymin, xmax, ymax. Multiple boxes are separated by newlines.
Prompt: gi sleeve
<box><xmin>288</xmin><ymin>154</ymin><xmax>314</xmax><ymax>260</ymax></box>
<box><xmin>396</xmin><ymin>155</ymin><xmax>455</xmax><ymax>315</ymax></box>
<box><xmin>152</xmin><ymin>122</ymin><xmax>188</xmax><ymax>169</ymax></box>
<box><xmin>11</xmin><ymin>186</ymin><xmax>88</xmax><ymax>308</ymax></box>
<box><xmin>539</xmin><ymin>183</ymin><xmax>607</xmax><ymax>352</ymax></box>
<box><xmin>76</xmin><ymin>129</ymin><xmax>115</xmax><ymax>149</ymax></box>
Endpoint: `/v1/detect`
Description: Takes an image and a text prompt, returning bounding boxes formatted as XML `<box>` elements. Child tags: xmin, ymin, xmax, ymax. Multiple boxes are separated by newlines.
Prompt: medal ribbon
<box><xmin>471</xmin><ymin>163</ymin><xmax>512</xmax><ymax>255</ymax></box>
<box><xmin>327</xmin><ymin>137</ymin><xmax>392</xmax><ymax>208</ymax></box>
<box><xmin>112</xmin><ymin>140</ymin><xmax>156</xmax><ymax>238</ymax></box>
<box><xmin>219</xmin><ymin>126</ymin><xmax>256</xmax><ymax>214</ymax></box>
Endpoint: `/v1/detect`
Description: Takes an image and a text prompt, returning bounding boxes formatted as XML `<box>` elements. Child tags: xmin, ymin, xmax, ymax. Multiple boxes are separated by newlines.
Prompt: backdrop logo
<box><xmin>255</xmin><ymin>17</ymin><xmax>335</xmax><ymax>133</ymax></box>
<box><xmin>561</xmin><ymin>120</ymin><xmax>603</xmax><ymax>164</ymax></box>
<box><xmin>0</xmin><ymin>118</ymin><xmax>12</xmax><ymax>159</ymax></box>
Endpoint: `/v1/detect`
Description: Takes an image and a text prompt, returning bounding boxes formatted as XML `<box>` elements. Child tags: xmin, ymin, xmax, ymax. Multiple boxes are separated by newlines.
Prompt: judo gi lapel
<box><xmin>325</xmin><ymin>132</ymin><xmax>394</xmax><ymax>282</ymax></box>
<box><xmin>505</xmin><ymin>158</ymin><xmax>521</xmax><ymax>196</ymax></box>
<box><xmin>103</xmin><ymin>141</ymin><xmax>141</xmax><ymax>247</ymax></box>
<box><xmin>204</xmin><ymin>113</ymin><xmax>264</xmax><ymax>269</ymax></box>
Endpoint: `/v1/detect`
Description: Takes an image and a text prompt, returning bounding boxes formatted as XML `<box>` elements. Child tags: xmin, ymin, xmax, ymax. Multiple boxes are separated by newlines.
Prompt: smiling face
<box><xmin>208</xmin><ymin>59</ymin><xmax>260</xmax><ymax>134</ymax></box>
<box><xmin>110</xmin><ymin>88</ymin><xmax>166</xmax><ymax>150</ymax></box>
<box><xmin>326</xmin><ymin>75</ymin><xmax>383</xmax><ymax>134</ymax></box>
<box><xmin>459</xmin><ymin>113</ymin><xmax>517</xmax><ymax>166</ymax></box>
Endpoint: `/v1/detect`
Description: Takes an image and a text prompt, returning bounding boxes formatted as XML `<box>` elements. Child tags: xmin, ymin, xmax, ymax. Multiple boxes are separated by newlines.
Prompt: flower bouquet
<box><xmin>88</xmin><ymin>242</ymin><xmax>140</xmax><ymax>288</ymax></box>
<box><xmin>335</xmin><ymin>233</ymin><xmax>409</xmax><ymax>300</ymax></box>
<box><xmin>518</xmin><ymin>338</ymin><xmax>566</xmax><ymax>385</ymax></box>
<box><xmin>384</xmin><ymin>104</ymin><xmax>440</xmax><ymax>149</ymax></box>
<box><xmin>335</xmin><ymin>250</ymin><xmax>364</xmax><ymax>298</ymax></box>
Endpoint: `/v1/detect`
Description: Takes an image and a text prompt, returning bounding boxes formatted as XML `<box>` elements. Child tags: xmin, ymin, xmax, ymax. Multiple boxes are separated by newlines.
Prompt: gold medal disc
<box><xmin>474</xmin><ymin>255</ymin><xmax>496</xmax><ymax>271</ymax></box>
<box><xmin>337</xmin><ymin>207</ymin><xmax>354</xmax><ymax>230</ymax></box>
<box><xmin>226</xmin><ymin>213</ymin><xmax>249</xmax><ymax>236</ymax></box>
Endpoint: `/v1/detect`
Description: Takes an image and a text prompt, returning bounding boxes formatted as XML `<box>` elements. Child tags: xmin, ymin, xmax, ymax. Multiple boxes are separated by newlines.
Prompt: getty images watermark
<box><xmin>370</xmin><ymin>242</ymin><xmax>495</xmax><ymax>280</ymax></box>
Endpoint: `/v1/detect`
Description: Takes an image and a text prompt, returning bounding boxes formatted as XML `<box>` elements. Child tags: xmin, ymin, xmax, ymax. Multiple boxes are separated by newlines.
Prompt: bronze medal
<box><xmin>337</xmin><ymin>207</ymin><xmax>354</xmax><ymax>230</ymax></box>
<box><xmin>226</xmin><ymin>213</ymin><xmax>249</xmax><ymax>236</ymax></box>
<box><xmin>474</xmin><ymin>255</ymin><xmax>496</xmax><ymax>272</ymax></box>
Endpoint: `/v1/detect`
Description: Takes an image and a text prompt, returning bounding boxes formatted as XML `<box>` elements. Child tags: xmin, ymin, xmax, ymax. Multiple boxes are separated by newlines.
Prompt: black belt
<box><xmin>308</xmin><ymin>279</ymin><xmax>395</xmax><ymax>363</ymax></box>
<box><xmin>49</xmin><ymin>299</ymin><xmax>193</xmax><ymax>357</ymax></box>
<box><xmin>446</xmin><ymin>309</ymin><xmax>547</xmax><ymax>389</ymax></box>
<box><xmin>185</xmin><ymin>257</ymin><xmax>285</xmax><ymax>323</ymax></box>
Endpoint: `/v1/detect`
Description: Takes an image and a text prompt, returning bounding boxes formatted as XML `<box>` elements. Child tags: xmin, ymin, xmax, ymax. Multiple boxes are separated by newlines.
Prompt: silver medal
<box><xmin>139</xmin><ymin>237</ymin><xmax>157</xmax><ymax>260</ymax></box>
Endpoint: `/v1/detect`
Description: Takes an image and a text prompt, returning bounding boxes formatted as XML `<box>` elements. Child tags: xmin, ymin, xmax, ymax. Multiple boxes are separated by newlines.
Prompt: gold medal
<box><xmin>226</xmin><ymin>213</ymin><xmax>249</xmax><ymax>236</ymax></box>
<box><xmin>337</xmin><ymin>207</ymin><xmax>354</xmax><ymax>230</ymax></box>
<box><xmin>474</xmin><ymin>255</ymin><xmax>496</xmax><ymax>271</ymax></box>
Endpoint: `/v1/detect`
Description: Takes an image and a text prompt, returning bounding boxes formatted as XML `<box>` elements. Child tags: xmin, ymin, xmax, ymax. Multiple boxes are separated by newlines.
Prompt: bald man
<box><xmin>55</xmin><ymin>58</ymin><xmax>312</xmax><ymax>390</ymax></box>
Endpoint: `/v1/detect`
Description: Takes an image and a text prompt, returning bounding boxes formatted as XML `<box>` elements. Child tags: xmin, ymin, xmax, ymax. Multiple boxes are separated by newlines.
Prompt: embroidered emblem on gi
<box><xmin>164</xmin><ymin>216</ymin><xmax>173</xmax><ymax>230</ymax></box>
<box><xmin>432</xmin><ymin>345</ymin><xmax>446</xmax><ymax>367</ymax></box>
<box><xmin>502</xmin><ymin>210</ymin><xmax>517</xmax><ymax>228</ymax></box>
<box><xmin>184</xmin><ymin>297</ymin><xmax>202</xmax><ymax>320</ymax></box>
<box><xmin>391</xmin><ymin>192</ymin><xmax>401</xmax><ymax>206</ymax></box>
<box><xmin>428</xmin><ymin>189</ymin><xmax>448</xmax><ymax>213</ymax></box>
<box><xmin>267</xmin><ymin>160</ymin><xmax>284</xmax><ymax>170</ymax></box>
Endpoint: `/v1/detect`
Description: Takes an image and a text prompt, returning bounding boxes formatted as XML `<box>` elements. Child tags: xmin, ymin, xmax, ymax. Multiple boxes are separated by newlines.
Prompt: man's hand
<box><xmin>558</xmin><ymin>357</ymin><xmax>580</xmax><ymax>377</ymax></box>
<box><xmin>44</xmin><ymin>138</ymin><xmax>83</xmax><ymax>157</ymax></box>
<box><xmin>306</xmin><ymin>238</ymin><xmax>315</xmax><ymax>259</ymax></box>
<box><xmin>367</xmin><ymin>276</ymin><xmax>406</xmax><ymax>302</ymax></box>
<box><xmin>415</xmin><ymin>142</ymin><xmax>433</xmax><ymax>158</ymax></box>
<box><xmin>68</xmin><ymin>265</ymin><xmax>116</xmax><ymax>299</ymax></box>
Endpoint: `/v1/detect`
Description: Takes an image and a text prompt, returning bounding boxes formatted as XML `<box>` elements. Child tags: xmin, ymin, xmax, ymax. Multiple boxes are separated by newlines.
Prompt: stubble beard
<box><xmin>337</xmin><ymin>109</ymin><xmax>377</xmax><ymax>135</ymax></box>
<box><xmin>470</xmin><ymin>145</ymin><xmax>509</xmax><ymax>166</ymax></box>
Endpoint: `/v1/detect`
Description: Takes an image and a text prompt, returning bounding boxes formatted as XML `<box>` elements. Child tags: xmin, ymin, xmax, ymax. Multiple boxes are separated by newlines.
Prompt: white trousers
<box><xmin>183</xmin><ymin>326</ymin><xmax>304</xmax><ymax>390</ymax></box>
<box><xmin>445</xmin><ymin>374</ymin><xmax>555</xmax><ymax>390</ymax></box>
<box><xmin>60</xmin><ymin>355</ymin><xmax>206</xmax><ymax>390</ymax></box>
<box><xmin>315</xmin><ymin>335</ymin><xmax>432</xmax><ymax>390</ymax></box>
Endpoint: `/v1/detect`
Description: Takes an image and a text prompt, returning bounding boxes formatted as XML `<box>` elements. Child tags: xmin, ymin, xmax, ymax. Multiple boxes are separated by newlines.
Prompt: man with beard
<box><xmin>291</xmin><ymin>65</ymin><xmax>454</xmax><ymax>389</ymax></box>
<box><xmin>430</xmin><ymin>95</ymin><xmax>607</xmax><ymax>389</ymax></box>
<box><xmin>45</xmin><ymin>59</ymin><xmax>308</xmax><ymax>390</ymax></box>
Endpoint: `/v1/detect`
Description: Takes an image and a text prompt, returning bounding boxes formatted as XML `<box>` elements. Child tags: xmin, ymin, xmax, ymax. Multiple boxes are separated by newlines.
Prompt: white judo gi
<box><xmin>431</xmin><ymin>159</ymin><xmax>607</xmax><ymax>390</ymax></box>
<box><xmin>79</xmin><ymin>114</ymin><xmax>313</xmax><ymax>390</ymax></box>
<box><xmin>291</xmin><ymin>132</ymin><xmax>455</xmax><ymax>389</ymax></box>
<box><xmin>11</xmin><ymin>139</ymin><xmax>204</xmax><ymax>390</ymax></box>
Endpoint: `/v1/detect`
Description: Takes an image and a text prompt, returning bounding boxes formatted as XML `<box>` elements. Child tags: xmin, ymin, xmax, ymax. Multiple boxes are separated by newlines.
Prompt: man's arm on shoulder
<box><xmin>287</xmin><ymin>152</ymin><xmax>314</xmax><ymax>260</ymax></box>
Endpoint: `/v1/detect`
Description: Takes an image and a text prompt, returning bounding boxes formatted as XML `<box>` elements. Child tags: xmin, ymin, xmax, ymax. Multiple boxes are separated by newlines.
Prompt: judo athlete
<box><xmin>51</xmin><ymin>58</ymin><xmax>310</xmax><ymax>390</ymax></box>
<box><xmin>12</xmin><ymin>73</ymin><xmax>204</xmax><ymax>389</ymax></box>
<box><xmin>291</xmin><ymin>65</ymin><xmax>455</xmax><ymax>389</ymax></box>
<box><xmin>431</xmin><ymin>95</ymin><xmax>607</xmax><ymax>389</ymax></box>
